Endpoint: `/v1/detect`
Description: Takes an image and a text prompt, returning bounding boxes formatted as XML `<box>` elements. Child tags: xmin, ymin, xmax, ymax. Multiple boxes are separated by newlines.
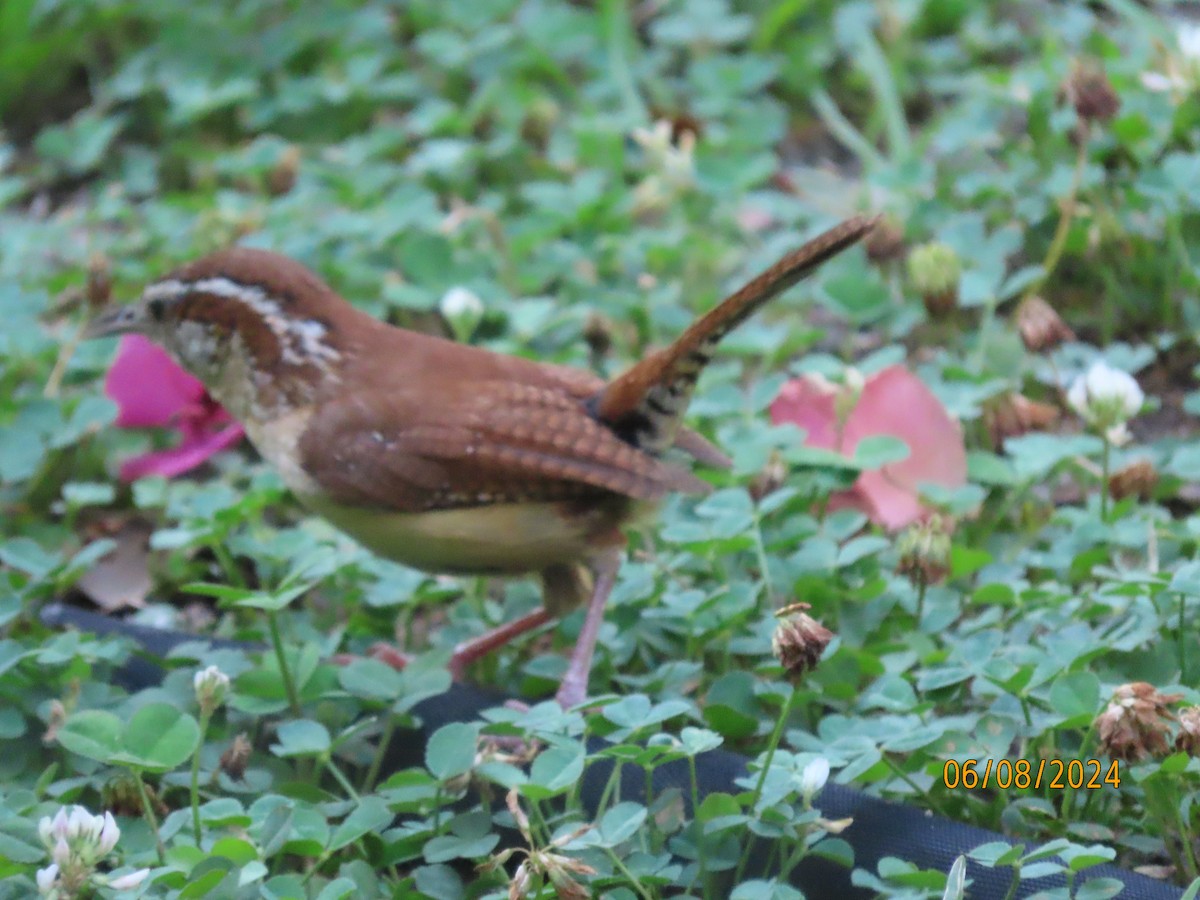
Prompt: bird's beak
<box><xmin>83</xmin><ymin>303</ymin><xmax>144</xmax><ymax>340</ymax></box>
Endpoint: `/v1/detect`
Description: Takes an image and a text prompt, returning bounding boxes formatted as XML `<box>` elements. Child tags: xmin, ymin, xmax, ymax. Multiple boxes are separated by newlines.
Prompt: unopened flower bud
<box><xmin>907</xmin><ymin>242</ymin><xmax>961</xmax><ymax>316</ymax></box>
<box><xmin>508</xmin><ymin>860</ymin><xmax>533</xmax><ymax>900</ymax></box>
<box><xmin>798</xmin><ymin>756</ymin><xmax>830</xmax><ymax>803</ymax></box>
<box><xmin>440</xmin><ymin>286</ymin><xmax>484</xmax><ymax>342</ymax></box>
<box><xmin>547</xmin><ymin>866</ymin><xmax>591</xmax><ymax>900</ymax></box>
<box><xmin>771</xmin><ymin>603</ymin><xmax>834</xmax><ymax>679</ymax></box>
<box><xmin>864</xmin><ymin>215</ymin><xmax>906</xmax><ymax>265</ymax></box>
<box><xmin>36</xmin><ymin>863</ymin><xmax>59</xmax><ymax>895</ymax></box>
<box><xmin>1015</xmin><ymin>295</ymin><xmax>1075</xmax><ymax>352</ymax></box>
<box><xmin>107</xmin><ymin>868</ymin><xmax>150</xmax><ymax>890</ymax></box>
<box><xmin>194</xmin><ymin>665</ymin><xmax>230</xmax><ymax>715</ymax></box>
<box><xmin>895</xmin><ymin>515</ymin><xmax>953</xmax><ymax>586</ymax></box>
<box><xmin>520</xmin><ymin>97</ymin><xmax>560</xmax><ymax>148</ymax></box>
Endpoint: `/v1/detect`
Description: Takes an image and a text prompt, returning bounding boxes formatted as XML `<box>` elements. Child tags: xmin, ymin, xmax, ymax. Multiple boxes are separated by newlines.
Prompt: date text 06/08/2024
<box><xmin>942</xmin><ymin>758</ymin><xmax>1121</xmax><ymax>791</ymax></box>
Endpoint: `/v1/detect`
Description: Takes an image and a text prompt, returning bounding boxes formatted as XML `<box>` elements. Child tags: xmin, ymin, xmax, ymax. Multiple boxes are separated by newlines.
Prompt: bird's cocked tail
<box><xmin>593</xmin><ymin>214</ymin><xmax>877</xmax><ymax>454</ymax></box>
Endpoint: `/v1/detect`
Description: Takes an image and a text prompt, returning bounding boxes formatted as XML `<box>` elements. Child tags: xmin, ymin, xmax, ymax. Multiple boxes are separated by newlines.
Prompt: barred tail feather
<box><xmin>594</xmin><ymin>215</ymin><xmax>877</xmax><ymax>453</ymax></box>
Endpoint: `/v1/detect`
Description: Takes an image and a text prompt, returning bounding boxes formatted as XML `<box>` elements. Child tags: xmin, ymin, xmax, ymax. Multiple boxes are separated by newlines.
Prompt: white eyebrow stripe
<box><xmin>142</xmin><ymin>280</ymin><xmax>189</xmax><ymax>303</ymax></box>
<box><xmin>144</xmin><ymin>275</ymin><xmax>341</xmax><ymax>366</ymax></box>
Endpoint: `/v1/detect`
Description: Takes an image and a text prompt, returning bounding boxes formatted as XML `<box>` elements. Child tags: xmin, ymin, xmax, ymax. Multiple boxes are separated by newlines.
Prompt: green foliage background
<box><xmin>2</xmin><ymin>0</ymin><xmax>1200</xmax><ymax>897</ymax></box>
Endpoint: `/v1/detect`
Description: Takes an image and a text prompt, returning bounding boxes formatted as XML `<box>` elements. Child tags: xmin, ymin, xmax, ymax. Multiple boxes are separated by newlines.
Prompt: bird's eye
<box><xmin>147</xmin><ymin>298</ymin><xmax>167</xmax><ymax>321</ymax></box>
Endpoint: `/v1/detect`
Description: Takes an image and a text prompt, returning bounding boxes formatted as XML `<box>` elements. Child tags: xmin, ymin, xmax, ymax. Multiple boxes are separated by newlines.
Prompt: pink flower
<box><xmin>770</xmin><ymin>365</ymin><xmax>966</xmax><ymax>530</ymax></box>
<box><xmin>105</xmin><ymin>336</ymin><xmax>244</xmax><ymax>480</ymax></box>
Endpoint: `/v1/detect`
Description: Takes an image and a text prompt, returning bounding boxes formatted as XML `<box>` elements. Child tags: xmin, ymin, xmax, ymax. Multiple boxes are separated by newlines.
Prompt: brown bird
<box><xmin>86</xmin><ymin>215</ymin><xmax>875</xmax><ymax>707</ymax></box>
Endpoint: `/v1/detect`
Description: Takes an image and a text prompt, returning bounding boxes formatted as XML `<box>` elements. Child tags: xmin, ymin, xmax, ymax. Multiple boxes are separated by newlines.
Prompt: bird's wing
<box><xmin>535</xmin><ymin>359</ymin><xmax>732</xmax><ymax>469</ymax></box>
<box><xmin>297</xmin><ymin>381</ymin><xmax>709</xmax><ymax>513</ymax></box>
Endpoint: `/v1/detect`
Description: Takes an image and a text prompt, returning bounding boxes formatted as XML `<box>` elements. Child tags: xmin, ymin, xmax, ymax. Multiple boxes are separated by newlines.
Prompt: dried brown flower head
<box><xmin>267</xmin><ymin>146</ymin><xmax>301</xmax><ymax>196</ymax></box>
<box><xmin>582</xmin><ymin>312</ymin><xmax>613</xmax><ymax>361</ymax></box>
<box><xmin>983</xmin><ymin>392</ymin><xmax>1060</xmax><ymax>451</ymax></box>
<box><xmin>42</xmin><ymin>699</ymin><xmax>67</xmax><ymax>744</ymax></box>
<box><xmin>1064</xmin><ymin>61</ymin><xmax>1121</xmax><ymax>124</ymax></box>
<box><xmin>1095</xmin><ymin>682</ymin><xmax>1181</xmax><ymax>762</ymax></box>
<box><xmin>771</xmin><ymin>603</ymin><xmax>834</xmax><ymax>678</ymax></box>
<box><xmin>748</xmin><ymin>450</ymin><xmax>787</xmax><ymax>504</ymax></box>
<box><xmin>482</xmin><ymin>790</ymin><xmax>595</xmax><ymax>900</ymax></box>
<box><xmin>86</xmin><ymin>253</ymin><xmax>112</xmax><ymax>310</ymax></box>
<box><xmin>219</xmin><ymin>733</ymin><xmax>253</xmax><ymax>781</ymax></box>
<box><xmin>864</xmin><ymin>215</ymin><xmax>906</xmax><ymax>265</ymax></box>
<box><xmin>102</xmin><ymin>772</ymin><xmax>169</xmax><ymax>818</ymax></box>
<box><xmin>1176</xmin><ymin>706</ymin><xmax>1200</xmax><ymax>756</ymax></box>
<box><xmin>1015</xmin><ymin>295</ymin><xmax>1075</xmax><ymax>352</ymax></box>
<box><xmin>1108</xmin><ymin>458</ymin><xmax>1158</xmax><ymax>502</ymax></box>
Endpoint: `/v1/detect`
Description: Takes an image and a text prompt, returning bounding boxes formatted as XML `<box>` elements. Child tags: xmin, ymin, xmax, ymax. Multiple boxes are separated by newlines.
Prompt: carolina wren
<box><xmin>86</xmin><ymin>215</ymin><xmax>875</xmax><ymax>707</ymax></box>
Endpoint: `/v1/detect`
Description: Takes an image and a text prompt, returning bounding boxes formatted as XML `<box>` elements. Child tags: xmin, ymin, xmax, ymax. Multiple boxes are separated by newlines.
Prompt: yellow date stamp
<box><xmin>942</xmin><ymin>758</ymin><xmax>1121</xmax><ymax>791</ymax></box>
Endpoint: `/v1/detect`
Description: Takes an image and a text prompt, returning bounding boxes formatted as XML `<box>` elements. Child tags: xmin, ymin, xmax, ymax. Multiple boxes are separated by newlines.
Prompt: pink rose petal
<box><xmin>769</xmin><ymin>377</ymin><xmax>842</xmax><ymax>451</ymax></box>
<box><xmin>103</xmin><ymin>334</ymin><xmax>246</xmax><ymax>480</ymax></box>
<box><xmin>118</xmin><ymin>423</ymin><xmax>245</xmax><ymax>481</ymax></box>
<box><xmin>770</xmin><ymin>365</ymin><xmax>966</xmax><ymax>530</ymax></box>
<box><xmin>105</xmin><ymin>336</ymin><xmax>207</xmax><ymax>428</ymax></box>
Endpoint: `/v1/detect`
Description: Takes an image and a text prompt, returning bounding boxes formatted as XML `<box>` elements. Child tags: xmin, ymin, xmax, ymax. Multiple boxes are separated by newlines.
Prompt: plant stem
<box><xmin>324</xmin><ymin>756</ymin><xmax>360</xmax><ymax>801</ymax></box>
<box><xmin>1100</xmin><ymin>437</ymin><xmax>1111</xmax><ymax>521</ymax></box>
<box><xmin>210</xmin><ymin>540</ymin><xmax>247</xmax><ymax>588</ymax></box>
<box><xmin>44</xmin><ymin>322</ymin><xmax>84</xmax><ymax>398</ymax></box>
<box><xmin>600</xmin><ymin>0</ymin><xmax>647</xmax><ymax>124</ymax></box>
<box><xmin>131</xmin><ymin>768</ymin><xmax>165</xmax><ymax>865</ymax></box>
<box><xmin>686</xmin><ymin>754</ymin><xmax>706</xmax><ymax>892</ymax></box>
<box><xmin>1033</xmin><ymin>130</ymin><xmax>1090</xmax><ymax>296</ymax></box>
<box><xmin>268</xmin><ymin>611</ymin><xmax>302</xmax><ymax>717</ymax></box>
<box><xmin>733</xmin><ymin>686</ymin><xmax>793</xmax><ymax>883</ymax></box>
<box><xmin>604</xmin><ymin>848</ymin><xmax>654</xmax><ymax>900</ymax></box>
<box><xmin>749</xmin><ymin>688</ymin><xmax>792</xmax><ymax>811</ymax></box>
<box><xmin>1180</xmin><ymin>594</ymin><xmax>1188</xmax><ymax>683</ymax></box>
<box><xmin>363</xmin><ymin>714</ymin><xmax>396</xmax><ymax>792</ymax></box>
<box><xmin>1001</xmin><ymin>865</ymin><xmax>1021</xmax><ymax>900</ymax></box>
<box><xmin>751</xmin><ymin>509</ymin><xmax>775</xmax><ymax>604</ymax></box>
<box><xmin>190</xmin><ymin>710</ymin><xmax>212</xmax><ymax>844</ymax></box>
<box><xmin>1177</xmin><ymin>800</ymin><xmax>1200</xmax><ymax>882</ymax></box>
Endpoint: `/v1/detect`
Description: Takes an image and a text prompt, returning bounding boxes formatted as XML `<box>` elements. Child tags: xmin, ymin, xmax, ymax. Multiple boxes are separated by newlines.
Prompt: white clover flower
<box><xmin>798</xmin><ymin>756</ymin><xmax>830</xmax><ymax>802</ymax></box>
<box><xmin>630</xmin><ymin>119</ymin><xmax>696</xmax><ymax>215</ymax></box>
<box><xmin>1067</xmin><ymin>361</ymin><xmax>1144</xmax><ymax>438</ymax></box>
<box><xmin>631</xmin><ymin>120</ymin><xmax>696</xmax><ymax>187</ymax></box>
<box><xmin>37</xmin><ymin>805</ymin><xmax>129</xmax><ymax>895</ymax></box>
<box><xmin>1142</xmin><ymin>21</ymin><xmax>1200</xmax><ymax>93</ymax></box>
<box><xmin>194</xmin><ymin>664</ymin><xmax>230</xmax><ymax>713</ymax></box>
<box><xmin>439</xmin><ymin>286</ymin><xmax>484</xmax><ymax>341</ymax></box>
